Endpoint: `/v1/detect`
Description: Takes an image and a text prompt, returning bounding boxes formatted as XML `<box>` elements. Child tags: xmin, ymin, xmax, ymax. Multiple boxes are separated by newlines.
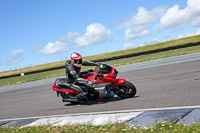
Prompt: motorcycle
<box><xmin>52</xmin><ymin>63</ymin><xmax>136</xmax><ymax>104</ymax></box>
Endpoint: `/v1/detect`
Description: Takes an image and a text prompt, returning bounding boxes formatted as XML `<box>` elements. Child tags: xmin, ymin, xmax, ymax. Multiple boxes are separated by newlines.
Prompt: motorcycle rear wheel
<box><xmin>114</xmin><ymin>81</ymin><xmax>136</xmax><ymax>98</ymax></box>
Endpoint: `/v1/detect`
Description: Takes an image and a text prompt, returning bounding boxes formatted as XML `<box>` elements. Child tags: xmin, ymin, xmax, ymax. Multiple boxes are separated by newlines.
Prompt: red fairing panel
<box><xmin>52</xmin><ymin>80</ymin><xmax>57</xmax><ymax>91</ymax></box>
<box><xmin>99</xmin><ymin>76</ymin><xmax>116</xmax><ymax>83</ymax></box>
<box><xmin>85</xmin><ymin>67</ymin><xmax>118</xmax><ymax>83</ymax></box>
<box><xmin>112</xmin><ymin>79</ymin><xmax>126</xmax><ymax>86</ymax></box>
<box><xmin>52</xmin><ymin>83</ymin><xmax>78</xmax><ymax>95</ymax></box>
<box><xmin>81</xmin><ymin>73</ymin><xmax>90</xmax><ymax>79</ymax></box>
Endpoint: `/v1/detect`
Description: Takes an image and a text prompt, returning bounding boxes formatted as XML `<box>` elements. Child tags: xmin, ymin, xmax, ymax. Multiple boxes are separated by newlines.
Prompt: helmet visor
<box><xmin>74</xmin><ymin>59</ymin><xmax>82</xmax><ymax>65</ymax></box>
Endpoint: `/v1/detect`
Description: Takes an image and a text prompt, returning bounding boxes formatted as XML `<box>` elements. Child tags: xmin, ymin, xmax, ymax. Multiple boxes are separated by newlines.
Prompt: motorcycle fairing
<box><xmin>85</xmin><ymin>67</ymin><xmax>118</xmax><ymax>84</ymax></box>
<box><xmin>112</xmin><ymin>79</ymin><xmax>126</xmax><ymax>86</ymax></box>
<box><xmin>52</xmin><ymin>78</ymin><xmax>78</xmax><ymax>95</ymax></box>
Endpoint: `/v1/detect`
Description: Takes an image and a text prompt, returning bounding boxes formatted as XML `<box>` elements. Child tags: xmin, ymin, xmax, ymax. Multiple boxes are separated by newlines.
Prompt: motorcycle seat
<box><xmin>56</xmin><ymin>78</ymin><xmax>70</xmax><ymax>89</ymax></box>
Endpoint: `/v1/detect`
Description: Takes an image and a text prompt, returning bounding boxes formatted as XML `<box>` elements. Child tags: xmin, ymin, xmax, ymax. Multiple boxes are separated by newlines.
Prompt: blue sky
<box><xmin>0</xmin><ymin>0</ymin><xmax>200</xmax><ymax>72</ymax></box>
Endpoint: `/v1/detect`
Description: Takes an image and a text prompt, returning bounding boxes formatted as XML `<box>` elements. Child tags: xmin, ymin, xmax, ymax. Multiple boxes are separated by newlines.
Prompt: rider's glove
<box><xmin>88</xmin><ymin>80</ymin><xmax>96</xmax><ymax>86</ymax></box>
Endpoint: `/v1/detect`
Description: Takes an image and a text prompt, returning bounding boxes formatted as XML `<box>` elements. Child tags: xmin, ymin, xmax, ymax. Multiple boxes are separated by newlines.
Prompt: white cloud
<box><xmin>124</xmin><ymin>44</ymin><xmax>135</xmax><ymax>49</ymax></box>
<box><xmin>7</xmin><ymin>49</ymin><xmax>25</xmax><ymax>65</ymax></box>
<box><xmin>38</xmin><ymin>41</ymin><xmax>69</xmax><ymax>55</ymax></box>
<box><xmin>67</xmin><ymin>32</ymin><xmax>80</xmax><ymax>40</ymax></box>
<box><xmin>10</xmin><ymin>49</ymin><xmax>24</xmax><ymax>57</ymax></box>
<box><xmin>141</xmin><ymin>38</ymin><xmax>160</xmax><ymax>46</ymax></box>
<box><xmin>117</xmin><ymin>6</ymin><xmax>167</xmax><ymax>41</ymax></box>
<box><xmin>118</xmin><ymin>7</ymin><xmax>166</xmax><ymax>29</ymax></box>
<box><xmin>74</xmin><ymin>23</ymin><xmax>111</xmax><ymax>48</ymax></box>
<box><xmin>125</xmin><ymin>25</ymin><xmax>150</xmax><ymax>41</ymax></box>
<box><xmin>59</xmin><ymin>32</ymin><xmax>80</xmax><ymax>42</ymax></box>
<box><xmin>155</xmin><ymin>0</ymin><xmax>200</xmax><ymax>30</ymax></box>
<box><xmin>177</xmin><ymin>28</ymin><xmax>200</xmax><ymax>39</ymax></box>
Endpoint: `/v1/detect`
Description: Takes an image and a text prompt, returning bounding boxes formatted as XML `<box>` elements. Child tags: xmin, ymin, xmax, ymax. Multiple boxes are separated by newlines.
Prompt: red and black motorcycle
<box><xmin>52</xmin><ymin>63</ymin><xmax>136</xmax><ymax>104</ymax></box>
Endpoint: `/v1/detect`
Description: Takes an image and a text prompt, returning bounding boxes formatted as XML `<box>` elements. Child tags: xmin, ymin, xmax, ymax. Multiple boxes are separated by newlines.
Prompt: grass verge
<box><xmin>0</xmin><ymin>44</ymin><xmax>200</xmax><ymax>87</ymax></box>
<box><xmin>1</xmin><ymin>35</ymin><xmax>200</xmax><ymax>77</ymax></box>
<box><xmin>1</xmin><ymin>123</ymin><xmax>200</xmax><ymax>133</ymax></box>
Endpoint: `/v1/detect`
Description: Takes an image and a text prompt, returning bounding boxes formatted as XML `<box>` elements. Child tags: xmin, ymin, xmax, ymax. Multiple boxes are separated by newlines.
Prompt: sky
<box><xmin>0</xmin><ymin>0</ymin><xmax>200</xmax><ymax>72</ymax></box>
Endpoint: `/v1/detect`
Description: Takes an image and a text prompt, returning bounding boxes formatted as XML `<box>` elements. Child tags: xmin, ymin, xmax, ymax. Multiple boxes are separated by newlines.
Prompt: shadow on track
<box><xmin>64</xmin><ymin>96</ymin><xmax>139</xmax><ymax>106</ymax></box>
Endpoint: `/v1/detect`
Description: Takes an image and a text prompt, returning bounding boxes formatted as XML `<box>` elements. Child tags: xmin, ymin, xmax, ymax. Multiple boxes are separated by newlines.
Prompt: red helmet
<box><xmin>71</xmin><ymin>52</ymin><xmax>82</xmax><ymax>67</ymax></box>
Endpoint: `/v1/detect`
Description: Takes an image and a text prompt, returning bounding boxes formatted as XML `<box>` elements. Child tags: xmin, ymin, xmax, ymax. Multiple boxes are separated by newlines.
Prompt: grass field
<box><xmin>1</xmin><ymin>35</ymin><xmax>200</xmax><ymax>77</ymax></box>
<box><xmin>0</xmin><ymin>35</ymin><xmax>200</xmax><ymax>87</ymax></box>
<box><xmin>1</xmin><ymin>123</ymin><xmax>200</xmax><ymax>133</ymax></box>
<box><xmin>0</xmin><ymin>44</ymin><xmax>200</xmax><ymax>87</ymax></box>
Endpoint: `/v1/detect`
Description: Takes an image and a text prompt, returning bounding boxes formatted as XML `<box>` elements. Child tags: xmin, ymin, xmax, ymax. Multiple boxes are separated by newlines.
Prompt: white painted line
<box><xmin>1</xmin><ymin>105</ymin><xmax>200</xmax><ymax>122</ymax></box>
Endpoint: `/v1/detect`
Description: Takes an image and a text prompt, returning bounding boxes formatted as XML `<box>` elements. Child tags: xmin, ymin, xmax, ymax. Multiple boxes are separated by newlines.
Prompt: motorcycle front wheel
<box><xmin>113</xmin><ymin>81</ymin><xmax>136</xmax><ymax>98</ymax></box>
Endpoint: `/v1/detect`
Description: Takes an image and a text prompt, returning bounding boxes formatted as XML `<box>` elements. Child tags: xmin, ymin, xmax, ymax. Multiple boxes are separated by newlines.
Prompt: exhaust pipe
<box><xmin>62</xmin><ymin>98</ymin><xmax>79</xmax><ymax>102</ymax></box>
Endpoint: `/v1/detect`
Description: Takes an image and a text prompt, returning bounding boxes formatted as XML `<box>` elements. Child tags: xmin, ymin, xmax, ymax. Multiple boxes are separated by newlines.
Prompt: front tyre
<box><xmin>114</xmin><ymin>81</ymin><xmax>136</xmax><ymax>98</ymax></box>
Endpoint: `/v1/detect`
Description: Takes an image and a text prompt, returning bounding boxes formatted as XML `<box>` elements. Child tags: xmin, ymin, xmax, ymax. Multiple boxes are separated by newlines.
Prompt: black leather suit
<box><xmin>65</xmin><ymin>60</ymin><xmax>97</xmax><ymax>94</ymax></box>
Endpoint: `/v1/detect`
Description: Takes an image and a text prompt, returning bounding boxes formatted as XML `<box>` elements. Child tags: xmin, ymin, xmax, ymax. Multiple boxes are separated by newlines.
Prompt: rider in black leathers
<box><xmin>65</xmin><ymin>52</ymin><xmax>98</xmax><ymax>102</ymax></box>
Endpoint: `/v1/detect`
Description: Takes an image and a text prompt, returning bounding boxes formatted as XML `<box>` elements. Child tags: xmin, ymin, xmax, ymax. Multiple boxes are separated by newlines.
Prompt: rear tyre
<box><xmin>114</xmin><ymin>81</ymin><xmax>136</xmax><ymax>98</ymax></box>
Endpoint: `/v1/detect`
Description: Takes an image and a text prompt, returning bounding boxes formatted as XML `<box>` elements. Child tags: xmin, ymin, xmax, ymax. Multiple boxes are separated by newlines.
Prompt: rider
<box><xmin>65</xmin><ymin>52</ymin><xmax>99</xmax><ymax>102</ymax></box>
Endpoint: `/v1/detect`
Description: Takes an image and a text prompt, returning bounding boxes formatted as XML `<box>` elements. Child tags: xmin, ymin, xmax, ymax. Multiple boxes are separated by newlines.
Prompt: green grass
<box><xmin>0</xmin><ymin>69</ymin><xmax>65</xmax><ymax>86</ymax></box>
<box><xmin>83</xmin><ymin>34</ymin><xmax>200</xmax><ymax>61</ymax></box>
<box><xmin>104</xmin><ymin>44</ymin><xmax>200</xmax><ymax>67</ymax></box>
<box><xmin>1</xmin><ymin>35</ymin><xmax>200</xmax><ymax>77</ymax></box>
<box><xmin>1</xmin><ymin>123</ymin><xmax>200</xmax><ymax>133</ymax></box>
<box><xmin>0</xmin><ymin>44</ymin><xmax>200</xmax><ymax>87</ymax></box>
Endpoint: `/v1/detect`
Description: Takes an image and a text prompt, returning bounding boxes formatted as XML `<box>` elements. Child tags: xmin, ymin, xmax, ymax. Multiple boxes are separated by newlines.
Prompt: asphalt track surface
<box><xmin>0</xmin><ymin>53</ymin><xmax>200</xmax><ymax>120</ymax></box>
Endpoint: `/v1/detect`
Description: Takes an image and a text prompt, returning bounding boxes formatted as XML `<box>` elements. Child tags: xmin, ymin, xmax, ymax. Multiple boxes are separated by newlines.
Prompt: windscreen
<box><xmin>94</xmin><ymin>64</ymin><xmax>112</xmax><ymax>74</ymax></box>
